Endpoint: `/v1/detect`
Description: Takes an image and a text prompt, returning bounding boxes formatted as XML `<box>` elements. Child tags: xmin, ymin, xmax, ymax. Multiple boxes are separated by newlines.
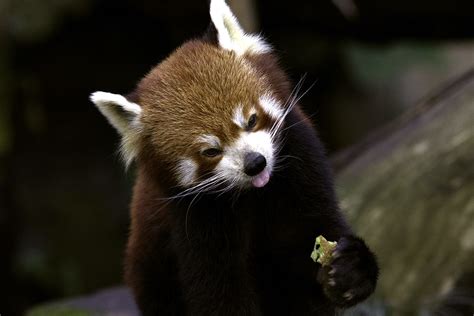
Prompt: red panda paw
<box><xmin>317</xmin><ymin>235</ymin><xmax>379</xmax><ymax>308</ymax></box>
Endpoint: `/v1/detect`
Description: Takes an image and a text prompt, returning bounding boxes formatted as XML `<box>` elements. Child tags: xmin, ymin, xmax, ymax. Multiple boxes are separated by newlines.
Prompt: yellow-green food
<box><xmin>310</xmin><ymin>235</ymin><xmax>338</xmax><ymax>266</ymax></box>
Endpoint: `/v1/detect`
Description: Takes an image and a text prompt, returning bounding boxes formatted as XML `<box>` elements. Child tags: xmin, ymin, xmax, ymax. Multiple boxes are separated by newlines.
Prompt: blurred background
<box><xmin>0</xmin><ymin>0</ymin><xmax>473</xmax><ymax>315</ymax></box>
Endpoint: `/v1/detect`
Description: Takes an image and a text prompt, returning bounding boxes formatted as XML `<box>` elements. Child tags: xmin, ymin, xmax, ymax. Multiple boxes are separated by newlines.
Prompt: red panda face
<box><xmin>137</xmin><ymin>41</ymin><xmax>285</xmax><ymax>190</ymax></box>
<box><xmin>91</xmin><ymin>0</ymin><xmax>291</xmax><ymax>193</ymax></box>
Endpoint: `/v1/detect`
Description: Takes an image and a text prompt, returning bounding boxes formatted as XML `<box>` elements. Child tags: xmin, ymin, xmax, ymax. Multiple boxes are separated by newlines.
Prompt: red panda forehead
<box><xmin>138</xmin><ymin>40</ymin><xmax>266</xmax><ymax>109</ymax></box>
<box><xmin>137</xmin><ymin>40</ymin><xmax>276</xmax><ymax>154</ymax></box>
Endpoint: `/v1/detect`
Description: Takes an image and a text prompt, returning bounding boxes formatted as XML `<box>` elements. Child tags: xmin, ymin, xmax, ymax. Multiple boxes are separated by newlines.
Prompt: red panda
<box><xmin>91</xmin><ymin>0</ymin><xmax>378</xmax><ymax>315</ymax></box>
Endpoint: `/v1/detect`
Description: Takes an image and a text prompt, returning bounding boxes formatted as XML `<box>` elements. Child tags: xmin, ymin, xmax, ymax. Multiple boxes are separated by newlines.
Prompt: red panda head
<box><xmin>91</xmin><ymin>0</ymin><xmax>293</xmax><ymax>192</ymax></box>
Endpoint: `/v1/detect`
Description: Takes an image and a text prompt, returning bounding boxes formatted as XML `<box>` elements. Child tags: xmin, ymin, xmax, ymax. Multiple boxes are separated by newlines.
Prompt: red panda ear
<box><xmin>209</xmin><ymin>0</ymin><xmax>271</xmax><ymax>56</ymax></box>
<box><xmin>90</xmin><ymin>91</ymin><xmax>142</xmax><ymax>166</ymax></box>
<box><xmin>90</xmin><ymin>91</ymin><xmax>141</xmax><ymax>135</ymax></box>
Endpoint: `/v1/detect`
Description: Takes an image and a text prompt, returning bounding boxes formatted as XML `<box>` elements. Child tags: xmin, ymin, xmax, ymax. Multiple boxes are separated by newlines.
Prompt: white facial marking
<box><xmin>233</xmin><ymin>106</ymin><xmax>246</xmax><ymax>129</ymax></box>
<box><xmin>215</xmin><ymin>130</ymin><xmax>274</xmax><ymax>188</ymax></box>
<box><xmin>259</xmin><ymin>94</ymin><xmax>284</xmax><ymax>120</ymax></box>
<box><xmin>197</xmin><ymin>134</ymin><xmax>221</xmax><ymax>148</ymax></box>
<box><xmin>176</xmin><ymin>159</ymin><xmax>197</xmax><ymax>187</ymax></box>
<box><xmin>210</xmin><ymin>0</ymin><xmax>271</xmax><ymax>56</ymax></box>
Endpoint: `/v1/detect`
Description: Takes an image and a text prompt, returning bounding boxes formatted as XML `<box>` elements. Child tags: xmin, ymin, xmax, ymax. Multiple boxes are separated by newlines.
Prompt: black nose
<box><xmin>244</xmin><ymin>152</ymin><xmax>267</xmax><ymax>176</ymax></box>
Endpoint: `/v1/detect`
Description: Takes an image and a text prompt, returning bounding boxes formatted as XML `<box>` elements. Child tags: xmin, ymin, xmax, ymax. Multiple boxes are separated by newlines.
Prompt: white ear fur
<box><xmin>210</xmin><ymin>0</ymin><xmax>271</xmax><ymax>56</ymax></box>
<box><xmin>90</xmin><ymin>91</ymin><xmax>142</xmax><ymax>167</ymax></box>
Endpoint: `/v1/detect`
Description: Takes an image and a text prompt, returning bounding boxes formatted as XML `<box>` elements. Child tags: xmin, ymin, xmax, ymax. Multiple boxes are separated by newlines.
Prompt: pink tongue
<box><xmin>252</xmin><ymin>169</ymin><xmax>270</xmax><ymax>188</ymax></box>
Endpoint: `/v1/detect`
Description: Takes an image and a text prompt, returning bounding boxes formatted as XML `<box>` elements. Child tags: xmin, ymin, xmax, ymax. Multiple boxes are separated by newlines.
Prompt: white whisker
<box><xmin>162</xmin><ymin>172</ymin><xmax>226</xmax><ymax>201</ymax></box>
<box><xmin>270</xmin><ymin>75</ymin><xmax>306</xmax><ymax>138</ymax></box>
<box><xmin>268</xmin><ymin>79</ymin><xmax>316</xmax><ymax>175</ymax></box>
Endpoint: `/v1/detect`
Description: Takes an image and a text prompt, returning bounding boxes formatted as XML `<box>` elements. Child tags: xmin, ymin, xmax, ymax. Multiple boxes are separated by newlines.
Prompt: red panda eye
<box><xmin>201</xmin><ymin>148</ymin><xmax>223</xmax><ymax>158</ymax></box>
<box><xmin>247</xmin><ymin>114</ymin><xmax>257</xmax><ymax>130</ymax></box>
